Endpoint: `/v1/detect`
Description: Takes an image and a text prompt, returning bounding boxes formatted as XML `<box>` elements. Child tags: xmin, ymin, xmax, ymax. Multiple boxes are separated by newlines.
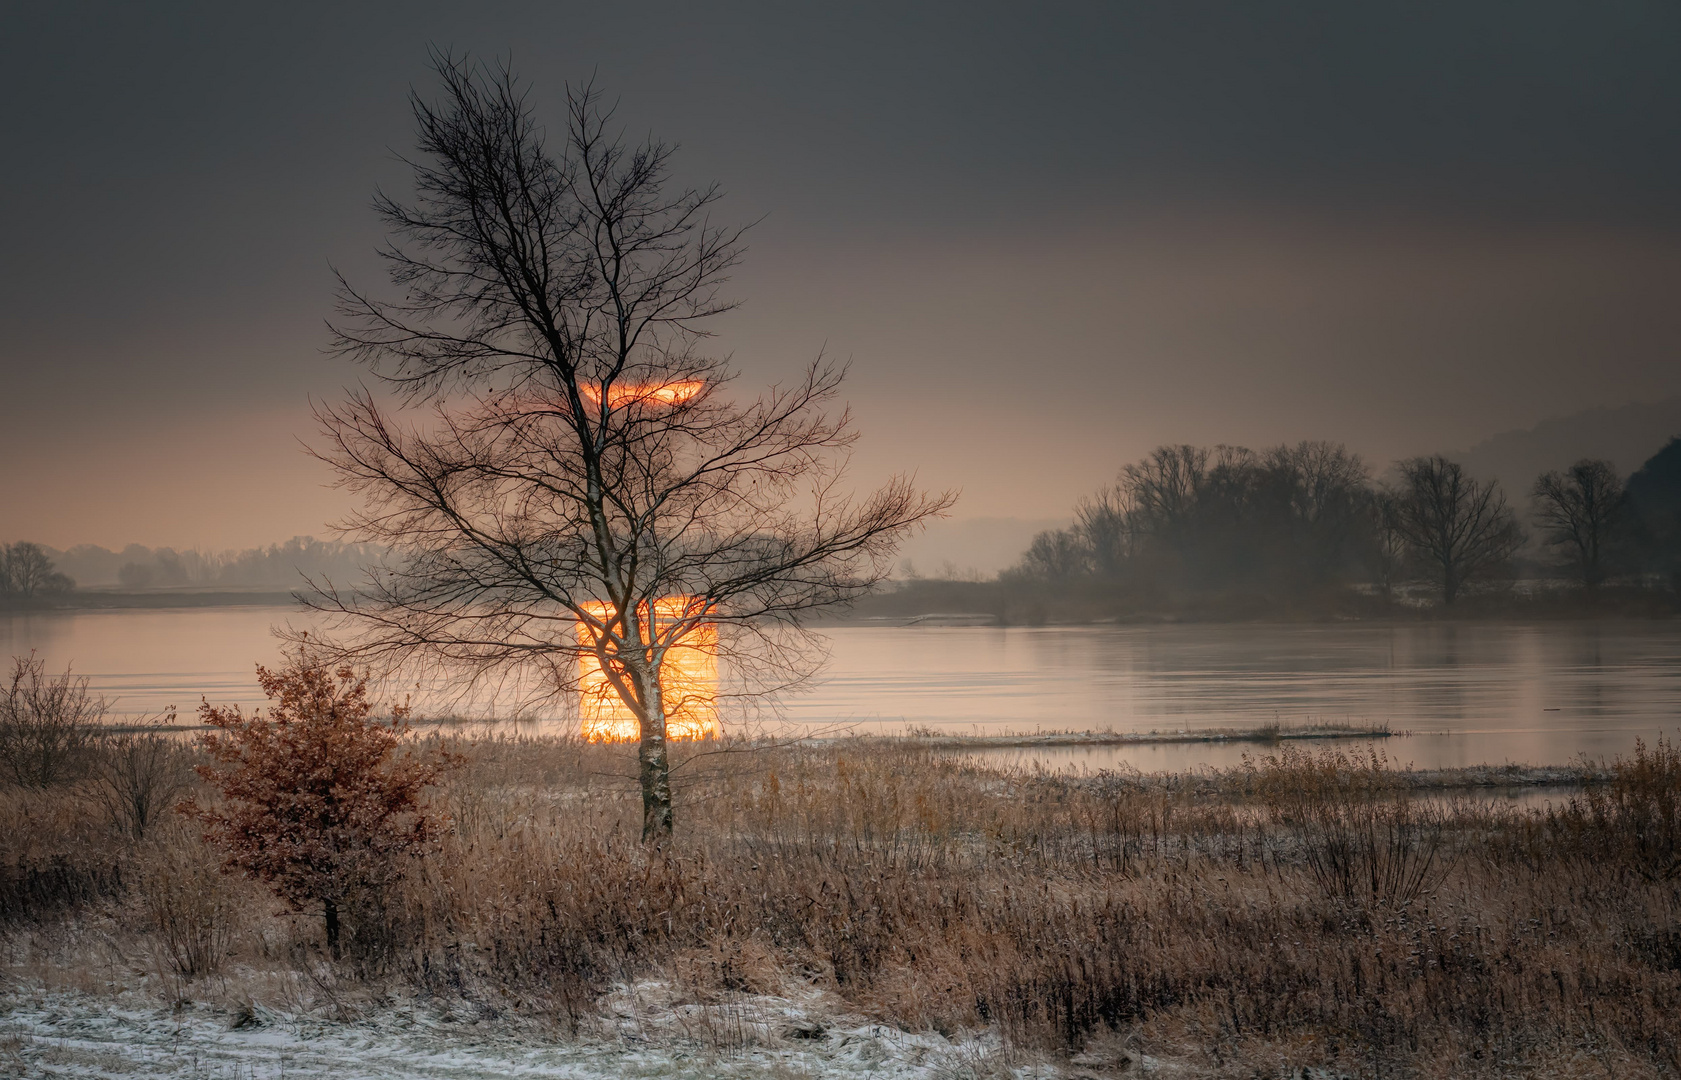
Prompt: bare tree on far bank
<box><xmin>0</xmin><ymin>543</ymin><xmax>74</xmax><ymax>602</ymax></box>
<box><xmin>1531</xmin><ymin>459</ymin><xmax>1627</xmax><ymax>588</ymax></box>
<box><xmin>1386</xmin><ymin>456</ymin><xmax>1521</xmax><ymax>605</ymax></box>
<box><xmin>1372</xmin><ymin>491</ymin><xmax>1410</xmax><ymax>600</ymax></box>
<box><xmin>307</xmin><ymin>55</ymin><xmax>948</xmax><ymax>840</ymax></box>
<box><xmin>1011</xmin><ymin>441</ymin><xmax>1378</xmax><ymax>602</ymax></box>
<box><xmin>971</xmin><ymin>439</ymin><xmax>1678</xmax><ymax>621</ymax></box>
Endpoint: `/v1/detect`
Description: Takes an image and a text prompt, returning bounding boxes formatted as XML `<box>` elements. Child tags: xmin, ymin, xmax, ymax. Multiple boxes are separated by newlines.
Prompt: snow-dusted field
<box><xmin>0</xmin><ymin>982</ymin><xmax>1092</xmax><ymax>1079</ymax></box>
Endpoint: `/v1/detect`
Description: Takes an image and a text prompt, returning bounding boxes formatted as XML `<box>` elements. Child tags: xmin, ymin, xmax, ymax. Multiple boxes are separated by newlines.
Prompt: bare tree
<box><xmin>1120</xmin><ymin>445</ymin><xmax>1209</xmax><ymax>541</ymax></box>
<box><xmin>1073</xmin><ymin>486</ymin><xmax>1134</xmax><ymax>578</ymax></box>
<box><xmin>1013</xmin><ymin>526</ymin><xmax>1092</xmax><ymax>580</ymax></box>
<box><xmin>1019</xmin><ymin>441</ymin><xmax>1380</xmax><ymax>594</ymax></box>
<box><xmin>1387</xmin><ymin>456</ymin><xmax>1521</xmax><ymax>604</ymax></box>
<box><xmin>0</xmin><ymin>543</ymin><xmax>74</xmax><ymax>599</ymax></box>
<box><xmin>1264</xmin><ymin>442</ymin><xmax>1371</xmax><ymax>559</ymax></box>
<box><xmin>1371</xmin><ymin>491</ymin><xmax>1410</xmax><ymax>600</ymax></box>
<box><xmin>1265</xmin><ymin>442</ymin><xmax>1371</xmax><ymax>528</ymax></box>
<box><xmin>306</xmin><ymin>55</ymin><xmax>949</xmax><ymax>840</ymax></box>
<box><xmin>1531</xmin><ymin>459</ymin><xmax>1626</xmax><ymax>588</ymax></box>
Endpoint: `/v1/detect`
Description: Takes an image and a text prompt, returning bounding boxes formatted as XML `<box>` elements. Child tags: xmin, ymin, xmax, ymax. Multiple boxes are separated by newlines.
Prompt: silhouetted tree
<box><xmin>307</xmin><ymin>56</ymin><xmax>948</xmax><ymax>840</ymax></box>
<box><xmin>0</xmin><ymin>543</ymin><xmax>74</xmax><ymax>599</ymax></box>
<box><xmin>1017</xmin><ymin>527</ymin><xmax>1091</xmax><ymax>580</ymax></box>
<box><xmin>1387</xmin><ymin>456</ymin><xmax>1521</xmax><ymax>604</ymax></box>
<box><xmin>1073</xmin><ymin>486</ymin><xmax>1134</xmax><ymax>577</ymax></box>
<box><xmin>1531</xmin><ymin>459</ymin><xmax>1626</xmax><ymax>588</ymax></box>
<box><xmin>1371</xmin><ymin>491</ymin><xmax>1410</xmax><ymax>599</ymax></box>
<box><xmin>1121</xmin><ymin>444</ymin><xmax>1209</xmax><ymax>554</ymax></box>
<box><xmin>1261</xmin><ymin>441</ymin><xmax>1377</xmax><ymax>585</ymax></box>
<box><xmin>1010</xmin><ymin>441</ymin><xmax>1379</xmax><ymax>602</ymax></box>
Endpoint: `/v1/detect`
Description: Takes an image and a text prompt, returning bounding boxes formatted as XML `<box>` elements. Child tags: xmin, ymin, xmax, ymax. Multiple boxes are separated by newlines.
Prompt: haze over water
<box><xmin>4</xmin><ymin>606</ymin><xmax>1677</xmax><ymax>772</ymax></box>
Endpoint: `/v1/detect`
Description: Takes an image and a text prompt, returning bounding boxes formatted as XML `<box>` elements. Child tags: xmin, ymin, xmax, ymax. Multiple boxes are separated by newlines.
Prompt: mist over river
<box><xmin>3</xmin><ymin>605</ymin><xmax>1678</xmax><ymax>771</ymax></box>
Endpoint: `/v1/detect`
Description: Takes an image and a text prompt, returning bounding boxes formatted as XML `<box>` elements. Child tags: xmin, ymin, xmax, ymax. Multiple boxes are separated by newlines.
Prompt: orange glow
<box><xmin>579</xmin><ymin>380</ymin><xmax>705</xmax><ymax>409</ymax></box>
<box><xmin>576</xmin><ymin>597</ymin><xmax>719</xmax><ymax>742</ymax></box>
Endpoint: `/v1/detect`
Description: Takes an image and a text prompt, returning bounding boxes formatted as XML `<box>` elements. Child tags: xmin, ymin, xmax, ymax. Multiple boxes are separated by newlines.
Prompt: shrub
<box><xmin>136</xmin><ymin>828</ymin><xmax>237</xmax><ymax>988</ymax></box>
<box><xmin>86</xmin><ymin>712</ymin><xmax>194</xmax><ymax>840</ymax></box>
<box><xmin>183</xmin><ymin>657</ymin><xmax>454</xmax><ymax>958</ymax></box>
<box><xmin>0</xmin><ymin>784</ymin><xmax>124</xmax><ymax>924</ymax></box>
<box><xmin>1249</xmin><ymin>745</ymin><xmax>1449</xmax><ymax>909</ymax></box>
<box><xmin>0</xmin><ymin>653</ymin><xmax>103</xmax><ymax>787</ymax></box>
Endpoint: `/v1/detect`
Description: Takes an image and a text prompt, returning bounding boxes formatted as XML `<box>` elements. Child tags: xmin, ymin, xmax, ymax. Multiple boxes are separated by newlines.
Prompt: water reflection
<box><xmin>2</xmin><ymin>608</ymin><xmax>1678</xmax><ymax>769</ymax></box>
<box><xmin>785</xmin><ymin>622</ymin><xmax>1681</xmax><ymax>769</ymax></box>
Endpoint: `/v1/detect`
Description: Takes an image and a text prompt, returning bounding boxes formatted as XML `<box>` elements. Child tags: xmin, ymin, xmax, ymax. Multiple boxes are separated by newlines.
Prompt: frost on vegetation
<box><xmin>0</xmin><ymin>982</ymin><xmax>1048</xmax><ymax>1080</ymax></box>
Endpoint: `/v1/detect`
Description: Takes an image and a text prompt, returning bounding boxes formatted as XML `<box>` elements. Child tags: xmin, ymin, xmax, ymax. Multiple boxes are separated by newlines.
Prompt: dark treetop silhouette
<box><xmin>1386</xmin><ymin>456</ymin><xmax>1521</xmax><ymax>605</ymax></box>
<box><xmin>304</xmin><ymin>55</ymin><xmax>949</xmax><ymax>839</ymax></box>
<box><xmin>1531</xmin><ymin>460</ymin><xmax>1627</xmax><ymax>589</ymax></box>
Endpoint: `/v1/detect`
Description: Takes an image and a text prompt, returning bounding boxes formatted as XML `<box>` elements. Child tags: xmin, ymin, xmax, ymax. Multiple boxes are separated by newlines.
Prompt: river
<box><xmin>3</xmin><ymin>606</ymin><xmax>1678</xmax><ymax>771</ymax></box>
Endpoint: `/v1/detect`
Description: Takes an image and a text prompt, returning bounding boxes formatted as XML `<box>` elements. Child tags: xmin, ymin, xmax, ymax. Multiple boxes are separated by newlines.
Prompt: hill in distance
<box><xmin>1454</xmin><ymin>396</ymin><xmax>1681</xmax><ymax>490</ymax></box>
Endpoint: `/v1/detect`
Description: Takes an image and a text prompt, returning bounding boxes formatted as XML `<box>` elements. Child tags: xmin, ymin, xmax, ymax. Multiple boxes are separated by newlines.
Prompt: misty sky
<box><xmin>3</xmin><ymin>1</ymin><xmax>1679</xmax><ymax>552</ymax></box>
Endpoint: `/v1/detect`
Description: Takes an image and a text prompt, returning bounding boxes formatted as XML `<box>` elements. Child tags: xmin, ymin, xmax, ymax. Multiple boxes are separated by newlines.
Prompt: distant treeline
<box><xmin>14</xmin><ymin>537</ymin><xmax>385</xmax><ymax>592</ymax></box>
<box><xmin>873</xmin><ymin>437</ymin><xmax>1681</xmax><ymax>622</ymax></box>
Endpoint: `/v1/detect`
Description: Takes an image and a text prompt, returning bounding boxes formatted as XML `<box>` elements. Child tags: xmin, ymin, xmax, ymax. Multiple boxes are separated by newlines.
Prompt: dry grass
<box><xmin>3</xmin><ymin>732</ymin><xmax>1680</xmax><ymax>1077</ymax></box>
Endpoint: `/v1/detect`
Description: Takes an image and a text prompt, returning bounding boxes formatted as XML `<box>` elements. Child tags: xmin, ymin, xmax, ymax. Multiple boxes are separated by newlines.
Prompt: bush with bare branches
<box><xmin>1248</xmin><ymin>745</ymin><xmax>1451</xmax><ymax>910</ymax></box>
<box><xmin>85</xmin><ymin>711</ymin><xmax>194</xmax><ymax>840</ymax></box>
<box><xmin>0</xmin><ymin>653</ymin><xmax>104</xmax><ymax>787</ymax></box>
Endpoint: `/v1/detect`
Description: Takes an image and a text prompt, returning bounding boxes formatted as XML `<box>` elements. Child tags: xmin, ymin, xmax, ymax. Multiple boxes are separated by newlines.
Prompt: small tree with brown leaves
<box><xmin>184</xmin><ymin>659</ymin><xmax>451</xmax><ymax>957</ymax></box>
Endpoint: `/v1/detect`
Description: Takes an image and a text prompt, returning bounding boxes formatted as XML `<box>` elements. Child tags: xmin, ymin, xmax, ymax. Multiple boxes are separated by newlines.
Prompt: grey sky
<box><xmin>3</xmin><ymin>1</ymin><xmax>1679</xmax><ymax>549</ymax></box>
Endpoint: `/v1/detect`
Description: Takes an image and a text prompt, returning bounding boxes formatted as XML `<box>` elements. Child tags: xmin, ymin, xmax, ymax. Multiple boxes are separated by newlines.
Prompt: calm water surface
<box><xmin>4</xmin><ymin>606</ymin><xmax>1678</xmax><ymax>771</ymax></box>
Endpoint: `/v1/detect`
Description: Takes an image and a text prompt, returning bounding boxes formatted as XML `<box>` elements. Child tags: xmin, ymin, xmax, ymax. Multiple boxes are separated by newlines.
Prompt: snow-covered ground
<box><xmin>0</xmin><ymin>981</ymin><xmax>1086</xmax><ymax>1079</ymax></box>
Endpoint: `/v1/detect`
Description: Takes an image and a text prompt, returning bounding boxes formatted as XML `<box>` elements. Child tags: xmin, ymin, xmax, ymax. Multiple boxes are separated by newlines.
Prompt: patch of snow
<box><xmin>0</xmin><ymin>982</ymin><xmax>1054</xmax><ymax>1079</ymax></box>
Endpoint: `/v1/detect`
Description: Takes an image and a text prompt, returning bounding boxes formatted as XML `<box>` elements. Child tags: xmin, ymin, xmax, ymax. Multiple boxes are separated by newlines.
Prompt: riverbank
<box><xmin>830</xmin><ymin>578</ymin><xmax>1681</xmax><ymax>626</ymax></box>
<box><xmin>0</xmin><ymin>587</ymin><xmax>300</xmax><ymax>610</ymax></box>
<box><xmin>7</xmin><ymin>578</ymin><xmax>1679</xmax><ymax>620</ymax></box>
<box><xmin>79</xmin><ymin>724</ymin><xmax>1619</xmax><ymax>795</ymax></box>
<box><xmin>891</xmin><ymin>721</ymin><xmax>1396</xmax><ymax>749</ymax></box>
<box><xmin>6</xmin><ymin>735</ymin><xmax>1678</xmax><ymax>1078</ymax></box>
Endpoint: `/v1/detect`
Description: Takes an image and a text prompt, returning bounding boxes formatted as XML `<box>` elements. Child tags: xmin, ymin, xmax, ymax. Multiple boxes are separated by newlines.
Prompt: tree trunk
<box><xmin>324</xmin><ymin>896</ymin><xmax>341</xmax><ymax>959</ymax></box>
<box><xmin>639</xmin><ymin>735</ymin><xmax>674</xmax><ymax>841</ymax></box>
<box><xmin>1584</xmin><ymin>537</ymin><xmax>1602</xmax><ymax>589</ymax></box>
<box><xmin>1442</xmin><ymin>566</ymin><xmax>1459</xmax><ymax>605</ymax></box>
<box><xmin>636</xmin><ymin>666</ymin><xmax>674</xmax><ymax>841</ymax></box>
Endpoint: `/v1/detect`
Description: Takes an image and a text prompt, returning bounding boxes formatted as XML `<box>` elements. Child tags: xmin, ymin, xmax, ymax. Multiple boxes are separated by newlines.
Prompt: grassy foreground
<box><xmin>3</xmin><ymin>734</ymin><xmax>1680</xmax><ymax>1078</ymax></box>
